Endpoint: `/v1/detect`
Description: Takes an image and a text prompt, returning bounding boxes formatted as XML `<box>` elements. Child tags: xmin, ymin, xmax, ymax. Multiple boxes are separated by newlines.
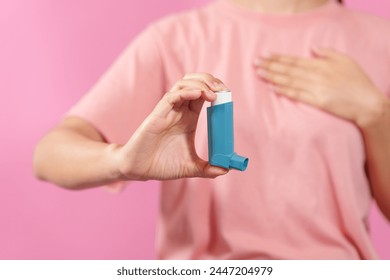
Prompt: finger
<box><xmin>155</xmin><ymin>89</ymin><xmax>212</xmax><ymax>118</ymax></box>
<box><xmin>166</xmin><ymin>89</ymin><xmax>208</xmax><ymax>106</ymax></box>
<box><xmin>256</xmin><ymin>57</ymin><xmax>313</xmax><ymax>82</ymax></box>
<box><xmin>152</xmin><ymin>89</ymin><xmax>201</xmax><ymax>118</ymax></box>
<box><xmin>311</xmin><ymin>47</ymin><xmax>347</xmax><ymax>60</ymax></box>
<box><xmin>257</xmin><ymin>68</ymin><xmax>309</xmax><ymax>92</ymax></box>
<box><xmin>170</xmin><ymin>79</ymin><xmax>215</xmax><ymax>94</ymax></box>
<box><xmin>189</xmin><ymin>98</ymin><xmax>206</xmax><ymax>114</ymax></box>
<box><xmin>273</xmin><ymin>85</ymin><xmax>318</xmax><ymax>107</ymax></box>
<box><xmin>183</xmin><ymin>72</ymin><xmax>229</xmax><ymax>92</ymax></box>
<box><xmin>256</xmin><ymin>55</ymin><xmax>316</xmax><ymax>71</ymax></box>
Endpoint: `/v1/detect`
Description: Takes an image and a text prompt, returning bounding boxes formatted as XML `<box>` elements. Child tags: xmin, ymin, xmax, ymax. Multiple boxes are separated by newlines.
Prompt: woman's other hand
<box><xmin>254</xmin><ymin>48</ymin><xmax>388</xmax><ymax>128</ymax></box>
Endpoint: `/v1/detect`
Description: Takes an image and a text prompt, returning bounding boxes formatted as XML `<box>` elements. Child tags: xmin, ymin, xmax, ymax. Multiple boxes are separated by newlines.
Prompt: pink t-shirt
<box><xmin>68</xmin><ymin>0</ymin><xmax>390</xmax><ymax>259</ymax></box>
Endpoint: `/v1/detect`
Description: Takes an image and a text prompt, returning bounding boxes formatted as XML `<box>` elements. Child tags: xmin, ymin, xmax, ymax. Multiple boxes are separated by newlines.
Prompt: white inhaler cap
<box><xmin>211</xmin><ymin>90</ymin><xmax>232</xmax><ymax>106</ymax></box>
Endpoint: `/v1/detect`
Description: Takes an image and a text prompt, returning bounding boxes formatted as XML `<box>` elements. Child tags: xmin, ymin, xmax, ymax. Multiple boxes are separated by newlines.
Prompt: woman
<box><xmin>33</xmin><ymin>0</ymin><xmax>390</xmax><ymax>259</ymax></box>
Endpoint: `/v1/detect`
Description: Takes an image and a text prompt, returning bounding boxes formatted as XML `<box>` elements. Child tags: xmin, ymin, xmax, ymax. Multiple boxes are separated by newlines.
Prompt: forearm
<box><xmin>33</xmin><ymin>120</ymin><xmax>123</xmax><ymax>190</ymax></box>
<box><xmin>359</xmin><ymin>96</ymin><xmax>390</xmax><ymax>220</ymax></box>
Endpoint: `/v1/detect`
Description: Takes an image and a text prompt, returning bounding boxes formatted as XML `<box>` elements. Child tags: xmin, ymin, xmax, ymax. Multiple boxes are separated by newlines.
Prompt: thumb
<box><xmin>199</xmin><ymin>161</ymin><xmax>229</xmax><ymax>178</ymax></box>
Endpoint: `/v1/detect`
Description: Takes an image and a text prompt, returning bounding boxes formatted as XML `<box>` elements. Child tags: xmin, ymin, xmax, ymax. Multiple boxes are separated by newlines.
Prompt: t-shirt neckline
<box><xmin>213</xmin><ymin>0</ymin><xmax>342</xmax><ymax>25</ymax></box>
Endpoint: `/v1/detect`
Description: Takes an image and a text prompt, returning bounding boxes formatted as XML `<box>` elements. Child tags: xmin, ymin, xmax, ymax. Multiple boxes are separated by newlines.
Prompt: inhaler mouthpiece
<box><xmin>207</xmin><ymin>91</ymin><xmax>249</xmax><ymax>171</ymax></box>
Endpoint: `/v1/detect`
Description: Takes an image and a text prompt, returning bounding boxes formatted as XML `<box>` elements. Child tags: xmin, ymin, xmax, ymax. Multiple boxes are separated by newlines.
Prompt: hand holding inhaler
<box><xmin>117</xmin><ymin>73</ymin><xmax>232</xmax><ymax>181</ymax></box>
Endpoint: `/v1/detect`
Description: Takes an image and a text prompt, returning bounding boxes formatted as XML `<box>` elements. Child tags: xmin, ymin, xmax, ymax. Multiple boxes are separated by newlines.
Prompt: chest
<box><xmin>178</xmin><ymin>23</ymin><xmax>387</xmax><ymax>160</ymax></box>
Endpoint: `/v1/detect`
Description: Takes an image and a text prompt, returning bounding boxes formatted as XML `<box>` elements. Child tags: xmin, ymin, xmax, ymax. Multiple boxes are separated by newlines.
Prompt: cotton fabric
<box><xmin>68</xmin><ymin>0</ymin><xmax>390</xmax><ymax>259</ymax></box>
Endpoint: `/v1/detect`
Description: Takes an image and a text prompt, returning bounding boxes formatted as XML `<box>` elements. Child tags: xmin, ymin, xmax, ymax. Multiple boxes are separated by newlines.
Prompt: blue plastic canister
<box><xmin>207</xmin><ymin>91</ymin><xmax>248</xmax><ymax>171</ymax></box>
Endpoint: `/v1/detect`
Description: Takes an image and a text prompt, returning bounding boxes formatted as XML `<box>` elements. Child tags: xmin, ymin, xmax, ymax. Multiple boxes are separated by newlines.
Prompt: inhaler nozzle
<box><xmin>229</xmin><ymin>153</ymin><xmax>248</xmax><ymax>171</ymax></box>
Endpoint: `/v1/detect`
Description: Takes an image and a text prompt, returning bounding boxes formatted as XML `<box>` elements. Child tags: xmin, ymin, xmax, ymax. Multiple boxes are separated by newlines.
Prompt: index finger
<box><xmin>183</xmin><ymin>72</ymin><xmax>229</xmax><ymax>92</ymax></box>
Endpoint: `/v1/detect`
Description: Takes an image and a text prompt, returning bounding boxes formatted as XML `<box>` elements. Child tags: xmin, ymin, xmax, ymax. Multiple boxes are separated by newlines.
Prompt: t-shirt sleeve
<box><xmin>66</xmin><ymin>25</ymin><xmax>166</xmax><ymax>190</ymax></box>
<box><xmin>68</xmin><ymin>25</ymin><xmax>165</xmax><ymax>143</ymax></box>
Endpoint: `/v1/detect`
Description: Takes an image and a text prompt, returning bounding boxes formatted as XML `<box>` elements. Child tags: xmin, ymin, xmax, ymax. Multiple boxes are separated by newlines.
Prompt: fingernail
<box><xmin>213</xmin><ymin>167</ymin><xmax>229</xmax><ymax>175</ymax></box>
<box><xmin>254</xmin><ymin>56</ymin><xmax>268</xmax><ymax>66</ymax></box>
<box><xmin>212</xmin><ymin>82</ymin><xmax>226</xmax><ymax>91</ymax></box>
<box><xmin>208</xmin><ymin>90</ymin><xmax>216</xmax><ymax>97</ymax></box>
<box><xmin>219</xmin><ymin>83</ymin><xmax>228</xmax><ymax>90</ymax></box>
<box><xmin>253</xmin><ymin>58</ymin><xmax>262</xmax><ymax>66</ymax></box>
<box><xmin>257</xmin><ymin>69</ymin><xmax>267</xmax><ymax>77</ymax></box>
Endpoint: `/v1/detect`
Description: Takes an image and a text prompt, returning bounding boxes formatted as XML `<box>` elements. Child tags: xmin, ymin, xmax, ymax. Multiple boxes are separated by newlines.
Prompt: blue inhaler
<box><xmin>207</xmin><ymin>91</ymin><xmax>248</xmax><ymax>171</ymax></box>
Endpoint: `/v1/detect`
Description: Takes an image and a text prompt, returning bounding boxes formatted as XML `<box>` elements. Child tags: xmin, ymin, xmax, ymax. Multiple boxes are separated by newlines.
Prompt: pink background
<box><xmin>0</xmin><ymin>0</ymin><xmax>389</xmax><ymax>259</ymax></box>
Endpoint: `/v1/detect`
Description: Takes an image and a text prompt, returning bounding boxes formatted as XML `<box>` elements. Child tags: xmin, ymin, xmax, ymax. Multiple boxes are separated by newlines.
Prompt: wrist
<box><xmin>105</xmin><ymin>143</ymin><xmax>129</xmax><ymax>181</ymax></box>
<box><xmin>356</xmin><ymin>92</ymin><xmax>390</xmax><ymax>130</ymax></box>
<box><xmin>108</xmin><ymin>142</ymin><xmax>149</xmax><ymax>181</ymax></box>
